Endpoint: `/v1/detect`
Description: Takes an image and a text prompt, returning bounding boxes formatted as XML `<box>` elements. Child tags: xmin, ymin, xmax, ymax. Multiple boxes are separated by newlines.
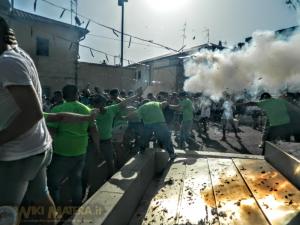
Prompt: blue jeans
<box><xmin>47</xmin><ymin>153</ymin><xmax>86</xmax><ymax>206</ymax></box>
<box><xmin>180</xmin><ymin>120</ymin><xmax>193</xmax><ymax>146</ymax></box>
<box><xmin>100</xmin><ymin>139</ymin><xmax>116</xmax><ymax>179</ymax></box>
<box><xmin>140</xmin><ymin>123</ymin><xmax>175</xmax><ymax>155</ymax></box>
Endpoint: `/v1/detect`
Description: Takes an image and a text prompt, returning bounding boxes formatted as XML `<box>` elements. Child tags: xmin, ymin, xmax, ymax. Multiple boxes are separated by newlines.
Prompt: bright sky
<box><xmin>14</xmin><ymin>0</ymin><xmax>298</xmax><ymax>65</ymax></box>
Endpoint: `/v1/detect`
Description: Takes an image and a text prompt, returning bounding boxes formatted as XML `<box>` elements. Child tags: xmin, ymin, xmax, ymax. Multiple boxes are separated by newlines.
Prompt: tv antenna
<box><xmin>203</xmin><ymin>28</ymin><xmax>210</xmax><ymax>44</ymax></box>
<box><xmin>70</xmin><ymin>0</ymin><xmax>78</xmax><ymax>25</ymax></box>
<box><xmin>181</xmin><ymin>21</ymin><xmax>187</xmax><ymax>52</ymax></box>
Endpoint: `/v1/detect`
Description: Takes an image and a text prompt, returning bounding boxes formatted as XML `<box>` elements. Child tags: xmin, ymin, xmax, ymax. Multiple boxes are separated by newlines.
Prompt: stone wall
<box><xmin>77</xmin><ymin>62</ymin><xmax>136</xmax><ymax>92</ymax></box>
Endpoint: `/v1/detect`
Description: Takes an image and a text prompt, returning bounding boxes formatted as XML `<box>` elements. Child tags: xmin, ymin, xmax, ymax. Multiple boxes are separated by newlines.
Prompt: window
<box><xmin>137</xmin><ymin>71</ymin><xmax>141</xmax><ymax>80</ymax></box>
<box><xmin>36</xmin><ymin>37</ymin><xmax>49</xmax><ymax>56</ymax></box>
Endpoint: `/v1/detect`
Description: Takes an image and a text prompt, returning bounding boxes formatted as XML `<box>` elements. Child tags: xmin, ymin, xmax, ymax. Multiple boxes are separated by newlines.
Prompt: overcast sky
<box><xmin>14</xmin><ymin>0</ymin><xmax>298</xmax><ymax>65</ymax></box>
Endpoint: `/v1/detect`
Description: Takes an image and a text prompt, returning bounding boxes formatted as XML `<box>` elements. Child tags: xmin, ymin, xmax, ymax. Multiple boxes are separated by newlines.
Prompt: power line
<box><xmin>39</xmin><ymin>0</ymin><xmax>180</xmax><ymax>53</ymax></box>
<box><xmin>58</xmin><ymin>35</ymin><xmax>145</xmax><ymax>65</ymax></box>
<box><xmin>58</xmin><ymin>36</ymin><xmax>149</xmax><ymax>66</ymax></box>
<box><xmin>86</xmin><ymin>33</ymin><xmax>166</xmax><ymax>50</ymax></box>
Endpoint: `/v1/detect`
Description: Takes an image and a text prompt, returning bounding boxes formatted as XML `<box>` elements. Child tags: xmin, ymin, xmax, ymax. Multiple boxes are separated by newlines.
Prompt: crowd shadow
<box><xmin>200</xmin><ymin>133</ymin><xmax>228</xmax><ymax>152</ymax></box>
<box><xmin>173</xmin><ymin>157</ymin><xmax>198</xmax><ymax>166</ymax></box>
<box><xmin>224</xmin><ymin>139</ymin><xmax>252</xmax><ymax>154</ymax></box>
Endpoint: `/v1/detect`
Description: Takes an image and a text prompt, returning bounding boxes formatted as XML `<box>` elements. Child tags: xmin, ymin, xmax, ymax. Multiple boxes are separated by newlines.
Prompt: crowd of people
<box><xmin>43</xmin><ymin>85</ymin><xmax>300</xmax><ymax>154</ymax></box>
<box><xmin>1</xmin><ymin>16</ymin><xmax>300</xmax><ymax>225</ymax></box>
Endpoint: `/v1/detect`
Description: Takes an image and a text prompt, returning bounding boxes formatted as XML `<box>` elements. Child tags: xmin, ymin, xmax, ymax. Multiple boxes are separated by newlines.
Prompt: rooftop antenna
<box><xmin>70</xmin><ymin>0</ymin><xmax>78</xmax><ymax>25</ymax></box>
<box><xmin>181</xmin><ymin>21</ymin><xmax>187</xmax><ymax>52</ymax></box>
<box><xmin>203</xmin><ymin>28</ymin><xmax>210</xmax><ymax>44</ymax></box>
<box><xmin>11</xmin><ymin>0</ymin><xmax>14</xmax><ymax>12</ymax></box>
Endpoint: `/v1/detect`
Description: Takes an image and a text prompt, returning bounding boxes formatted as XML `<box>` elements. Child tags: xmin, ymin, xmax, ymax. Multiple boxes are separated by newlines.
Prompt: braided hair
<box><xmin>0</xmin><ymin>16</ymin><xmax>18</xmax><ymax>46</ymax></box>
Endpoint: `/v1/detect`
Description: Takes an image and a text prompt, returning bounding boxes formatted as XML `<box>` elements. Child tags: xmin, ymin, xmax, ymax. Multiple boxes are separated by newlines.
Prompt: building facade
<box><xmin>0</xmin><ymin>2</ymin><xmax>87</xmax><ymax>96</ymax></box>
<box><xmin>130</xmin><ymin>43</ymin><xmax>224</xmax><ymax>95</ymax></box>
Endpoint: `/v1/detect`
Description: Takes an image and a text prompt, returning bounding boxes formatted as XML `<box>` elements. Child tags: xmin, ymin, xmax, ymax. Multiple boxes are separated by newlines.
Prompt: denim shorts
<box><xmin>0</xmin><ymin>148</ymin><xmax>52</xmax><ymax>206</ymax></box>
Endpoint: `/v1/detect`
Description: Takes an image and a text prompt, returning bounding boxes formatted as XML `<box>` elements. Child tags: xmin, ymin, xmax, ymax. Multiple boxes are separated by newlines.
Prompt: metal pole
<box><xmin>120</xmin><ymin>3</ymin><xmax>124</xmax><ymax>66</ymax></box>
<box><xmin>11</xmin><ymin>0</ymin><xmax>14</xmax><ymax>11</ymax></box>
<box><xmin>75</xmin><ymin>43</ymin><xmax>79</xmax><ymax>86</ymax></box>
<box><xmin>70</xmin><ymin>0</ymin><xmax>73</xmax><ymax>25</ymax></box>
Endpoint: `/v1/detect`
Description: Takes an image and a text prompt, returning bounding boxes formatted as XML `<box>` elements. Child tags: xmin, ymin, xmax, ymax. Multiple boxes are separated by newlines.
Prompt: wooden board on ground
<box><xmin>208</xmin><ymin>158</ymin><xmax>269</xmax><ymax>225</ymax></box>
<box><xmin>176</xmin><ymin>158</ymin><xmax>219</xmax><ymax>225</ymax></box>
<box><xmin>141</xmin><ymin>158</ymin><xmax>187</xmax><ymax>225</ymax></box>
<box><xmin>234</xmin><ymin>158</ymin><xmax>300</xmax><ymax>225</ymax></box>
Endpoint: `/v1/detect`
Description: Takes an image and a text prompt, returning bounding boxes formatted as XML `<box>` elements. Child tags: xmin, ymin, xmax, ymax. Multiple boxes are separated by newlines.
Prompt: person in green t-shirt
<box><xmin>92</xmin><ymin>88</ymin><xmax>143</xmax><ymax>178</ymax></box>
<box><xmin>168</xmin><ymin>92</ymin><xmax>194</xmax><ymax>149</ymax></box>
<box><xmin>108</xmin><ymin>89</ymin><xmax>129</xmax><ymax>145</ymax></box>
<box><xmin>47</xmin><ymin>85</ymin><xmax>100</xmax><ymax>206</ymax></box>
<box><xmin>123</xmin><ymin>105</ymin><xmax>143</xmax><ymax>153</ymax></box>
<box><xmin>134</xmin><ymin>100</ymin><xmax>176</xmax><ymax>160</ymax></box>
<box><xmin>244</xmin><ymin>92</ymin><xmax>291</xmax><ymax>154</ymax></box>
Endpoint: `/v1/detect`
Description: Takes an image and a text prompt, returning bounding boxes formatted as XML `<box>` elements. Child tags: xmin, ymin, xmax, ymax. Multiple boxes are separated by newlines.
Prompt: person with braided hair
<box><xmin>0</xmin><ymin>17</ymin><xmax>55</xmax><ymax>224</ymax></box>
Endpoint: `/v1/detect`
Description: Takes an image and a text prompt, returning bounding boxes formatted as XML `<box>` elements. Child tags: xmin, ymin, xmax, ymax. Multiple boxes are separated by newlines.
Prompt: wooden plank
<box><xmin>176</xmin><ymin>158</ymin><xmax>219</xmax><ymax>225</ymax></box>
<box><xmin>234</xmin><ymin>158</ymin><xmax>300</xmax><ymax>225</ymax></box>
<box><xmin>141</xmin><ymin>158</ymin><xmax>186</xmax><ymax>225</ymax></box>
<box><xmin>208</xmin><ymin>158</ymin><xmax>269</xmax><ymax>225</ymax></box>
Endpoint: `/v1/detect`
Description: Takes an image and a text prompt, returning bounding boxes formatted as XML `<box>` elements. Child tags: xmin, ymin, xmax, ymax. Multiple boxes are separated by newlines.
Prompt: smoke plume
<box><xmin>183</xmin><ymin>29</ymin><xmax>300</xmax><ymax>99</ymax></box>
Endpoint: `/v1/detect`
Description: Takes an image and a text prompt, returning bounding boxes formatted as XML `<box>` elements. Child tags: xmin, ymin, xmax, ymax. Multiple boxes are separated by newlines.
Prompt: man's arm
<box><xmin>168</xmin><ymin>104</ymin><xmax>181</xmax><ymax>111</ymax></box>
<box><xmin>0</xmin><ymin>85</ymin><xmax>43</xmax><ymax>145</ymax></box>
<box><xmin>119</xmin><ymin>87</ymin><xmax>143</xmax><ymax>108</ymax></box>
<box><xmin>159</xmin><ymin>101</ymin><xmax>168</xmax><ymax>109</ymax></box>
<box><xmin>236</xmin><ymin>101</ymin><xmax>258</xmax><ymax>107</ymax></box>
<box><xmin>124</xmin><ymin>109</ymin><xmax>139</xmax><ymax>120</ymax></box>
<box><xmin>45</xmin><ymin>110</ymin><xmax>98</xmax><ymax>123</ymax></box>
<box><xmin>166</xmin><ymin>100</ymin><xmax>182</xmax><ymax>111</ymax></box>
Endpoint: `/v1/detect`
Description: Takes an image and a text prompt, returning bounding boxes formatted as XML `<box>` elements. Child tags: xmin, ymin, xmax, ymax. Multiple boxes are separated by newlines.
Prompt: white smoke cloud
<box><xmin>183</xmin><ymin>29</ymin><xmax>300</xmax><ymax>99</ymax></box>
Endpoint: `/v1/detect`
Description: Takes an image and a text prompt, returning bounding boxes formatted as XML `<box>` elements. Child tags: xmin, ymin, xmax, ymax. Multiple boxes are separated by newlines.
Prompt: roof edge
<box><xmin>10</xmin><ymin>8</ymin><xmax>89</xmax><ymax>37</ymax></box>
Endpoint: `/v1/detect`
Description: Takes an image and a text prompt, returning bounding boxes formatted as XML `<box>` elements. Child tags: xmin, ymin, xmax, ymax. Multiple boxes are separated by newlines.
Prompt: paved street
<box><xmin>172</xmin><ymin>123</ymin><xmax>263</xmax><ymax>155</ymax></box>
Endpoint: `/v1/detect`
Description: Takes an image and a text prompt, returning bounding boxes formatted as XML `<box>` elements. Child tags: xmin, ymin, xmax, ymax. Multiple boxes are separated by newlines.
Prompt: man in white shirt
<box><xmin>0</xmin><ymin>17</ymin><xmax>54</xmax><ymax>224</ymax></box>
<box><xmin>199</xmin><ymin>96</ymin><xmax>211</xmax><ymax>133</ymax></box>
<box><xmin>221</xmin><ymin>93</ymin><xmax>240</xmax><ymax>141</ymax></box>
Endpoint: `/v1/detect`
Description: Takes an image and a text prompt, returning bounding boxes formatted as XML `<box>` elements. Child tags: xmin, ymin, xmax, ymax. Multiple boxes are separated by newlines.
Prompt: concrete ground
<box><xmin>172</xmin><ymin>123</ymin><xmax>263</xmax><ymax>155</ymax></box>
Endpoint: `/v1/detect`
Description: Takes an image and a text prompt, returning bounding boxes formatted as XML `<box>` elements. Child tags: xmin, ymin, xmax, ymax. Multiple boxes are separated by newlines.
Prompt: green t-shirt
<box><xmin>96</xmin><ymin>104</ymin><xmax>120</xmax><ymax>141</ymax></box>
<box><xmin>113</xmin><ymin>108</ymin><xmax>128</xmax><ymax>127</ymax></box>
<box><xmin>179</xmin><ymin>98</ymin><xmax>194</xmax><ymax>122</ymax></box>
<box><xmin>137</xmin><ymin>101</ymin><xmax>165</xmax><ymax>125</ymax></box>
<box><xmin>257</xmin><ymin>98</ymin><xmax>290</xmax><ymax>127</ymax></box>
<box><xmin>47</xmin><ymin>101</ymin><xmax>91</xmax><ymax>156</ymax></box>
